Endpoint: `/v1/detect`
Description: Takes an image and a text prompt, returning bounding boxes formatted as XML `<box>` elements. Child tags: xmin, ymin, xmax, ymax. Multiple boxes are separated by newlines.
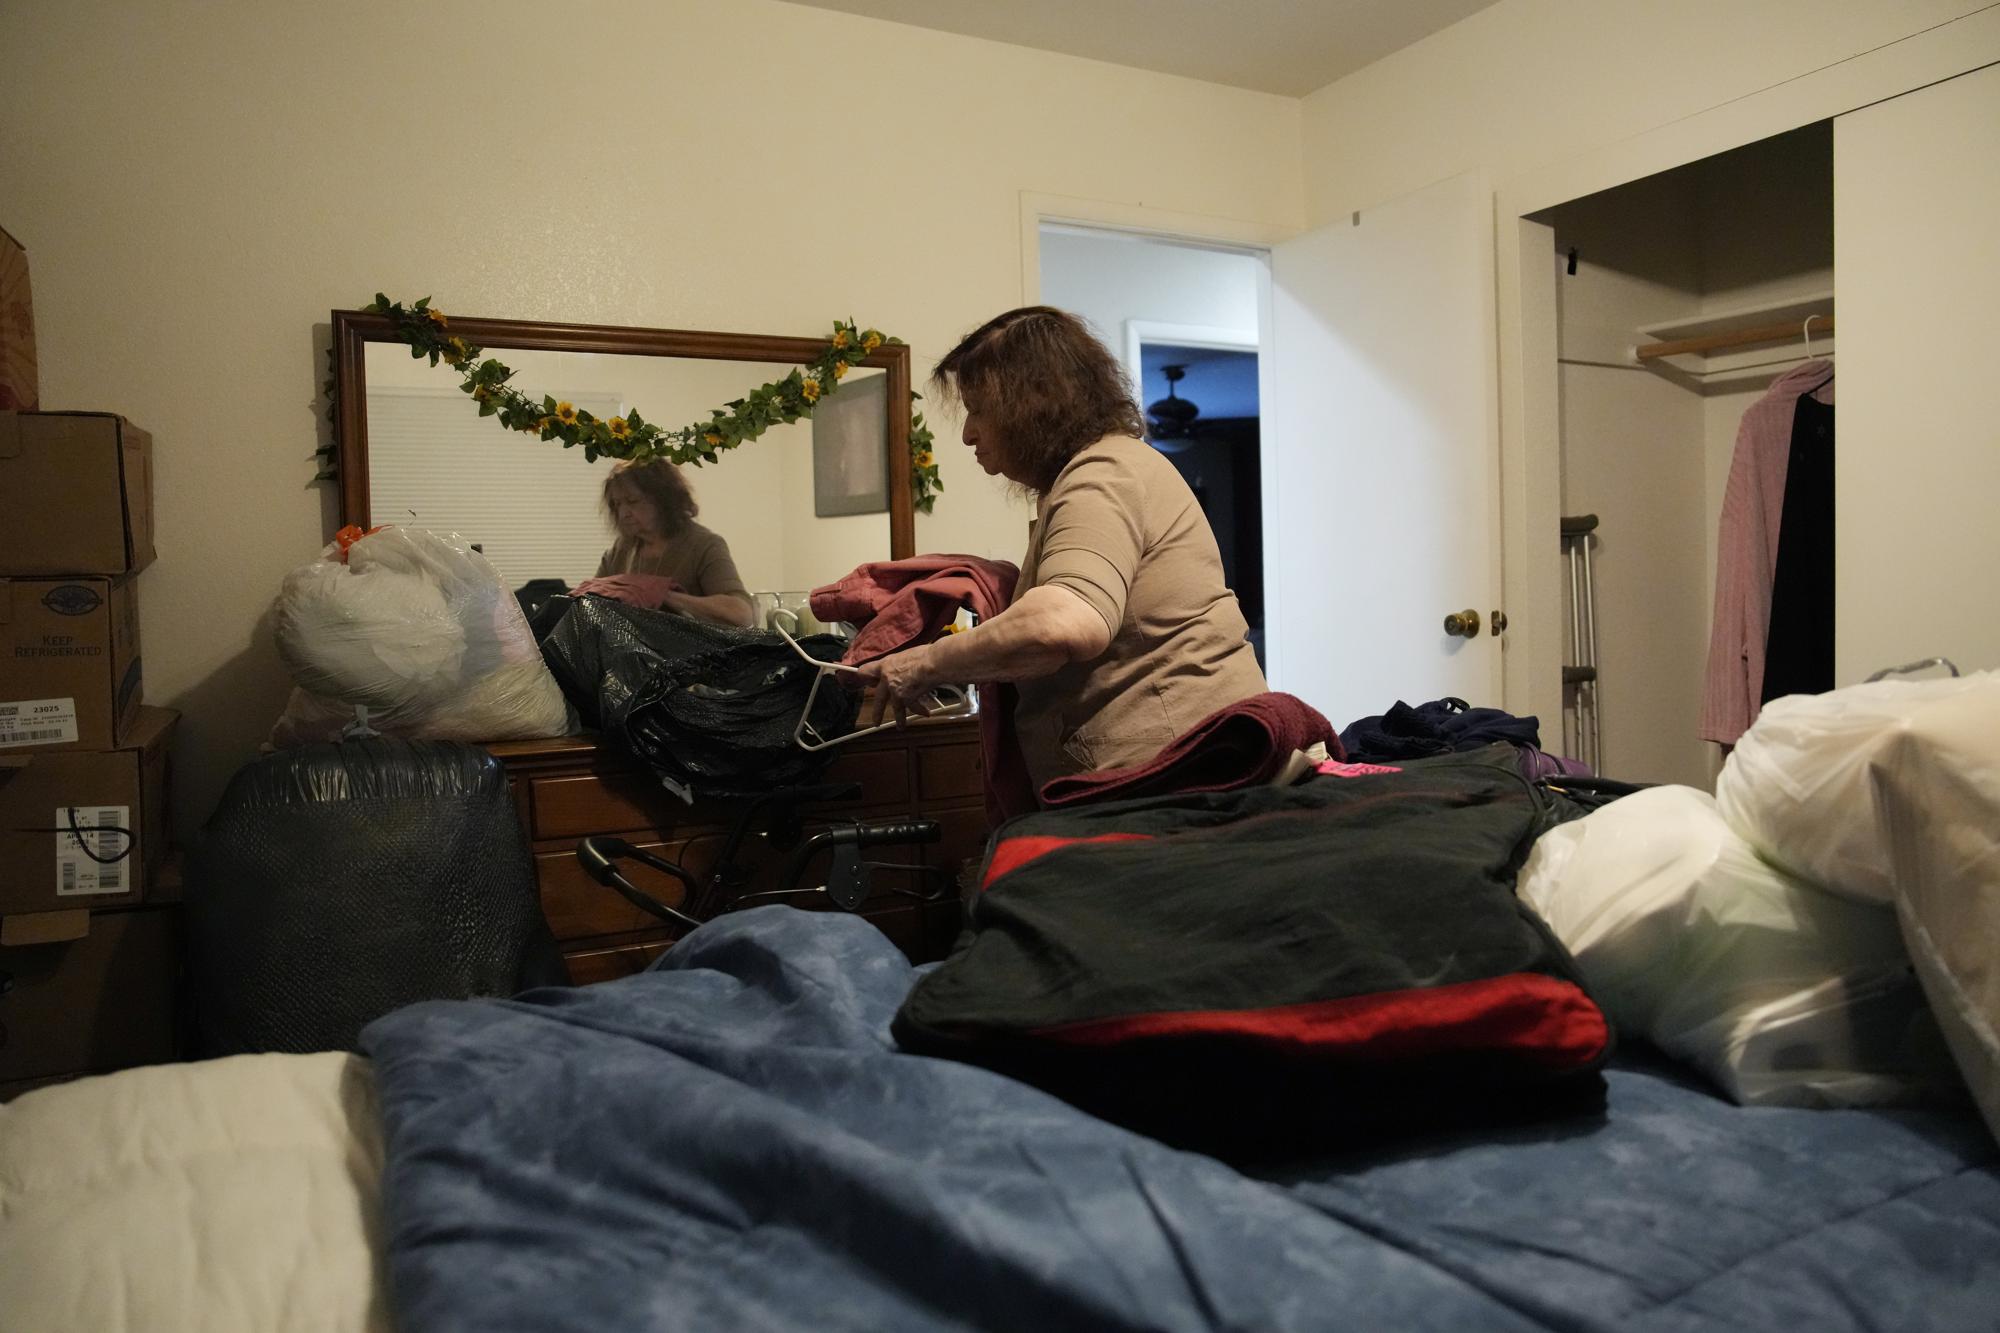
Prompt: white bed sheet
<box><xmin>0</xmin><ymin>1051</ymin><xmax>388</xmax><ymax>1333</ymax></box>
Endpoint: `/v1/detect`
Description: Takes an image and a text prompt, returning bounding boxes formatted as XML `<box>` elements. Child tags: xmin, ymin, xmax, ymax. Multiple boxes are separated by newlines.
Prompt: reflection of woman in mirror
<box><xmin>859</xmin><ymin>306</ymin><xmax>1267</xmax><ymax>788</ymax></box>
<box><xmin>571</xmin><ymin>460</ymin><xmax>756</xmax><ymax>628</ymax></box>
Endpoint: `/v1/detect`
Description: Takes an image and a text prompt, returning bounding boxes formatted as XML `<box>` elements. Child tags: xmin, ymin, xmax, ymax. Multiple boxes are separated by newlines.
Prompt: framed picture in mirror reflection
<box><xmin>812</xmin><ymin>372</ymin><xmax>890</xmax><ymax>518</ymax></box>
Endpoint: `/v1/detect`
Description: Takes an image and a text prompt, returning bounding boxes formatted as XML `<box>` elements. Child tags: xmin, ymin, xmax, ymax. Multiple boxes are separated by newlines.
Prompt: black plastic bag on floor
<box><xmin>186</xmin><ymin>739</ymin><xmax>568</xmax><ymax>1057</ymax></box>
<box><xmin>540</xmin><ymin>594</ymin><xmax>858</xmax><ymax>798</ymax></box>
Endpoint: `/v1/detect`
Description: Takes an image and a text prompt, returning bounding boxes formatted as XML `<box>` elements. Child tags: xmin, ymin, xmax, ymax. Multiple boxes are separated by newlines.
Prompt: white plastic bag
<box><xmin>1520</xmin><ymin>785</ymin><xmax>1954</xmax><ymax>1108</ymax></box>
<box><xmin>270</xmin><ymin>526</ymin><xmax>572</xmax><ymax>745</ymax></box>
<box><xmin>1871</xmin><ymin>684</ymin><xmax>2000</xmax><ymax>1144</ymax></box>
<box><xmin>1715</xmin><ymin>671</ymin><xmax>2000</xmax><ymax>904</ymax></box>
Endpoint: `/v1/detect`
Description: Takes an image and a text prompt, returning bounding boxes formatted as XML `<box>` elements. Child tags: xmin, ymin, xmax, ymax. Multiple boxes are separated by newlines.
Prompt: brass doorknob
<box><xmin>1443</xmin><ymin>609</ymin><xmax>1482</xmax><ymax>638</ymax></box>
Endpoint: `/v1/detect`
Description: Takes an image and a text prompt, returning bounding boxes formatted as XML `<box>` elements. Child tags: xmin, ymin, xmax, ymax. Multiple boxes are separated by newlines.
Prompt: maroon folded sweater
<box><xmin>1038</xmin><ymin>691</ymin><xmax>1342</xmax><ymax>809</ymax></box>
<box><xmin>811</xmin><ymin>555</ymin><xmax>1037</xmax><ymax>826</ymax></box>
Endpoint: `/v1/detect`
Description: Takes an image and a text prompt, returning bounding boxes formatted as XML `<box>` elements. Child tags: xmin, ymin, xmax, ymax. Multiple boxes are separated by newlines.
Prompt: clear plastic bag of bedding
<box><xmin>268</xmin><ymin>525</ymin><xmax>573</xmax><ymax>746</ymax></box>
<box><xmin>1519</xmin><ymin>784</ymin><xmax>1958</xmax><ymax>1108</ymax></box>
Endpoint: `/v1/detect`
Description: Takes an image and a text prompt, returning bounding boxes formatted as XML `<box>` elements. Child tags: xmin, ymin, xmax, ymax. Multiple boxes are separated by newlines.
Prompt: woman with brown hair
<box><xmin>859</xmin><ymin>306</ymin><xmax>1267</xmax><ymax>789</ymax></box>
<box><xmin>570</xmin><ymin>459</ymin><xmax>756</xmax><ymax>627</ymax></box>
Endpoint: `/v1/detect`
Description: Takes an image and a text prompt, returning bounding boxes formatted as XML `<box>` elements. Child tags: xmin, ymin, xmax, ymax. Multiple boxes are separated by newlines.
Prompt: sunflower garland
<box><xmin>364</xmin><ymin>294</ymin><xmax>942</xmax><ymax>514</ymax></box>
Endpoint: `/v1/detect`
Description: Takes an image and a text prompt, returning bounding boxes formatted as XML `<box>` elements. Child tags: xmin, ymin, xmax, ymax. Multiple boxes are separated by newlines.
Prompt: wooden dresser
<box><xmin>486</xmin><ymin>716</ymin><xmax>989</xmax><ymax>983</ymax></box>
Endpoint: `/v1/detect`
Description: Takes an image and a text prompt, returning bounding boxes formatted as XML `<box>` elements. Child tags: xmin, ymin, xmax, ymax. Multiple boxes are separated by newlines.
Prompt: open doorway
<box><xmin>1037</xmin><ymin>224</ymin><xmax>1268</xmax><ymax>668</ymax></box>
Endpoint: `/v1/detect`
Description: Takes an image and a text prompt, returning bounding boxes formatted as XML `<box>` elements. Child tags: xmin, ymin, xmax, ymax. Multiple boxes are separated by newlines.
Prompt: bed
<box><xmin>9</xmin><ymin>710</ymin><xmax>1999</xmax><ymax>1333</ymax></box>
<box><xmin>5</xmin><ymin>905</ymin><xmax>1995</xmax><ymax>1333</ymax></box>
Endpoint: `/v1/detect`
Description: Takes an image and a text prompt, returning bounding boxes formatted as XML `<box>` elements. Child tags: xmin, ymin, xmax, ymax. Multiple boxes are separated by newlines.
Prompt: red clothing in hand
<box><xmin>812</xmin><ymin>555</ymin><xmax>1034</xmax><ymax>825</ymax></box>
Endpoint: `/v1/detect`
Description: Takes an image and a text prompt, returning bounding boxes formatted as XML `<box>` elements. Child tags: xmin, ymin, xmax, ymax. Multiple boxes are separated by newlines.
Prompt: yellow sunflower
<box><xmin>608</xmin><ymin>416</ymin><xmax>631</xmax><ymax>440</ymax></box>
<box><xmin>536</xmin><ymin>416</ymin><xmax>554</xmax><ymax>433</ymax></box>
<box><xmin>801</xmin><ymin>379</ymin><xmax>822</xmax><ymax>402</ymax></box>
<box><xmin>915</xmin><ymin>450</ymin><xmax>934</xmax><ymax>468</ymax></box>
<box><xmin>832</xmin><ymin>328</ymin><xmax>851</xmax><ymax>349</ymax></box>
<box><xmin>555</xmin><ymin>401</ymin><xmax>578</xmax><ymax>424</ymax></box>
<box><xmin>860</xmin><ymin>331</ymin><xmax>882</xmax><ymax>352</ymax></box>
<box><xmin>833</xmin><ymin>361</ymin><xmax>849</xmax><ymax>379</ymax></box>
<box><xmin>703</xmin><ymin>431</ymin><xmax>724</xmax><ymax>448</ymax></box>
<box><xmin>425</xmin><ymin>309</ymin><xmax>448</xmax><ymax>327</ymax></box>
<box><xmin>444</xmin><ymin>336</ymin><xmax>473</xmax><ymax>365</ymax></box>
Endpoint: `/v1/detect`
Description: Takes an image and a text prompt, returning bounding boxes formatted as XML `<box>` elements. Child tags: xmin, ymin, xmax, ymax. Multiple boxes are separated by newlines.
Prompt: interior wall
<box><xmin>0</xmin><ymin>0</ymin><xmax>1302</xmax><ymax>837</ymax></box>
<box><xmin>1835</xmin><ymin>64</ymin><xmax>2000</xmax><ymax>680</ymax></box>
<box><xmin>1303</xmin><ymin>0</ymin><xmax>1996</xmax><ymax>737</ymax></box>
<box><xmin>1037</xmin><ymin>228</ymin><xmax>1263</xmax><ymax>377</ymax></box>
<box><xmin>1542</xmin><ymin>176</ymin><xmax>1708</xmax><ymax>786</ymax></box>
<box><xmin>1298</xmin><ymin>0</ymin><xmax>1991</xmax><ymax>224</ymax></box>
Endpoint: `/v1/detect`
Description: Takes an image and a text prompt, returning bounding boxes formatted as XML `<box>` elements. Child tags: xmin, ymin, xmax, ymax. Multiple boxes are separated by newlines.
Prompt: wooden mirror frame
<box><xmin>330</xmin><ymin>310</ymin><xmax>915</xmax><ymax>559</ymax></box>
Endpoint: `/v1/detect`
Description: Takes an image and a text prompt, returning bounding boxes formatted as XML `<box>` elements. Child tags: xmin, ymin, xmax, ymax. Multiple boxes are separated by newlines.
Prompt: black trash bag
<box><xmin>523</xmin><ymin>584</ymin><xmax>578</xmax><ymax>643</ymax></box>
<box><xmin>514</xmin><ymin>578</ymin><xmax>573</xmax><ymax>640</ymax></box>
<box><xmin>539</xmin><ymin>594</ymin><xmax>858</xmax><ymax>797</ymax></box>
<box><xmin>186</xmin><ymin>739</ymin><xmax>568</xmax><ymax>1057</ymax></box>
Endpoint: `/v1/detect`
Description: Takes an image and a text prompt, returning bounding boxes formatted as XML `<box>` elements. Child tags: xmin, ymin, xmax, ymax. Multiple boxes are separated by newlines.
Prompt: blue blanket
<box><xmin>364</xmin><ymin>909</ymin><xmax>2000</xmax><ymax>1332</ymax></box>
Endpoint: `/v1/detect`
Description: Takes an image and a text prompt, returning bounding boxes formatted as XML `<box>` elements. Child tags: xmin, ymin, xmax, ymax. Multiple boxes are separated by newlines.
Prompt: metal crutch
<box><xmin>1560</xmin><ymin>514</ymin><xmax>1601</xmax><ymax>774</ymax></box>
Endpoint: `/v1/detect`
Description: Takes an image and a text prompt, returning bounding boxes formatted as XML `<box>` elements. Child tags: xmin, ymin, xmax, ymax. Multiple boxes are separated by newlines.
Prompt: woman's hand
<box><xmin>572</xmin><ymin>573</ymin><xmax>683</xmax><ymax>609</ymax></box>
<box><xmin>856</xmin><ymin>645</ymin><xmax>939</xmax><ymax>728</ymax></box>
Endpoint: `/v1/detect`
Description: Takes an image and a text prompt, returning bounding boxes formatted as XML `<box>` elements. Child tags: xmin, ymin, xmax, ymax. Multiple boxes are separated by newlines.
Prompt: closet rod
<box><xmin>1634</xmin><ymin>314</ymin><xmax>1834</xmax><ymax>362</ymax></box>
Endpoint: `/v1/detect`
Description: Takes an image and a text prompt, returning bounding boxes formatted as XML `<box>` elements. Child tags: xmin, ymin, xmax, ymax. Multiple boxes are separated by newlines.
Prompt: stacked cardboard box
<box><xmin>2</xmin><ymin>365</ymin><xmax>184</xmax><ymax>1094</ymax></box>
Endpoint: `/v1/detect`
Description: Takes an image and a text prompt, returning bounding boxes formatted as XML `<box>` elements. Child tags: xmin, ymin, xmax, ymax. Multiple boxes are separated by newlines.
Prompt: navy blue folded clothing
<box><xmin>1339</xmin><ymin>696</ymin><xmax>1543</xmax><ymax>762</ymax></box>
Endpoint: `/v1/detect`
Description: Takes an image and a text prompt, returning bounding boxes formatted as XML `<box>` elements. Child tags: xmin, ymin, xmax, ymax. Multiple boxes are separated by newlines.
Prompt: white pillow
<box><xmin>1521</xmin><ymin>785</ymin><xmax>1955</xmax><ymax>1107</ymax></box>
<box><xmin>1870</xmin><ymin>685</ymin><xmax>2000</xmax><ymax>1144</ymax></box>
<box><xmin>1715</xmin><ymin>672</ymin><xmax>1999</xmax><ymax>904</ymax></box>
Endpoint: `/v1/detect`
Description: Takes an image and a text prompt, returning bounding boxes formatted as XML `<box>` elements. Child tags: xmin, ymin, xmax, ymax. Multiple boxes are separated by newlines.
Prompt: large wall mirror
<box><xmin>331</xmin><ymin>311</ymin><xmax>914</xmax><ymax>600</ymax></box>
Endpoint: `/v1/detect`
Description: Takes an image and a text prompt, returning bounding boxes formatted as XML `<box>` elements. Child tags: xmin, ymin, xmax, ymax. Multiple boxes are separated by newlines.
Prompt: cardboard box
<box><xmin>0</xmin><ymin>706</ymin><xmax>177</xmax><ymax>916</ymax></box>
<box><xmin>0</xmin><ymin>225</ymin><xmax>33</xmax><ymax>412</ymax></box>
<box><xmin>0</xmin><ymin>412</ymin><xmax>157</xmax><ymax>576</ymax></box>
<box><xmin>0</xmin><ymin>575</ymin><xmax>144</xmax><ymax>753</ymax></box>
<box><xmin>0</xmin><ymin>905</ymin><xmax>180</xmax><ymax>1085</ymax></box>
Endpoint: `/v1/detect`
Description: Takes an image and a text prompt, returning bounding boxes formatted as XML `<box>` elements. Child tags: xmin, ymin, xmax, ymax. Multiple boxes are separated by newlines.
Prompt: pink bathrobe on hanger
<box><xmin>1699</xmin><ymin>358</ymin><xmax>1835</xmax><ymax>745</ymax></box>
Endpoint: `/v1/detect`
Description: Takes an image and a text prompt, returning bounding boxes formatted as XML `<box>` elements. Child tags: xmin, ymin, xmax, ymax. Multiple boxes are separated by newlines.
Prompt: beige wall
<box><xmin>1835</xmin><ymin>64</ymin><xmax>2000</xmax><ymax>682</ymax></box>
<box><xmin>1299</xmin><ymin>0</ymin><xmax>1992</xmax><ymax>224</ymax></box>
<box><xmin>0</xmin><ymin>0</ymin><xmax>1302</xmax><ymax>835</ymax></box>
<box><xmin>1300</xmin><ymin>0</ymin><xmax>1997</xmax><ymax>743</ymax></box>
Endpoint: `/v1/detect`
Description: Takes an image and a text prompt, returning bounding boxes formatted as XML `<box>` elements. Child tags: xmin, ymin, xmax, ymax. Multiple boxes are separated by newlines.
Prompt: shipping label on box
<box><xmin>56</xmin><ymin>805</ymin><xmax>132</xmax><ymax>896</ymax></box>
<box><xmin>0</xmin><ymin>576</ymin><xmax>143</xmax><ymax>752</ymax></box>
<box><xmin>0</xmin><ymin>412</ymin><xmax>156</xmax><ymax>576</ymax></box>
<box><xmin>0</xmin><ymin>707</ymin><xmax>175</xmax><ymax>916</ymax></box>
<box><xmin>0</xmin><ymin>697</ymin><xmax>77</xmax><ymax>748</ymax></box>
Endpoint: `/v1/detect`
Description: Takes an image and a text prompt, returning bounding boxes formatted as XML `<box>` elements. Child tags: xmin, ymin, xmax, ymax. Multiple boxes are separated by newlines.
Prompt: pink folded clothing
<box><xmin>1038</xmin><ymin>692</ymin><xmax>1343</xmax><ymax>809</ymax></box>
<box><xmin>811</xmin><ymin>555</ymin><xmax>1018</xmax><ymax>665</ymax></box>
<box><xmin>1317</xmin><ymin>760</ymin><xmax>1403</xmax><ymax>777</ymax></box>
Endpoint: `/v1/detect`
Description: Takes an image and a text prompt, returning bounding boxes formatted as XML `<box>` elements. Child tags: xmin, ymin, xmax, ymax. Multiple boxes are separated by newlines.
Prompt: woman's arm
<box><xmin>856</xmin><ymin>584</ymin><xmax>1110</xmax><ymax>726</ymax></box>
<box><xmin>664</xmin><ymin>589</ymin><xmax>757</xmax><ymax>628</ymax></box>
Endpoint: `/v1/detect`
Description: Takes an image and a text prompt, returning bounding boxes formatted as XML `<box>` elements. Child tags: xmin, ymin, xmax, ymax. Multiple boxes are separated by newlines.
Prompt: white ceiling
<box><xmin>776</xmin><ymin>0</ymin><xmax>1502</xmax><ymax>97</ymax></box>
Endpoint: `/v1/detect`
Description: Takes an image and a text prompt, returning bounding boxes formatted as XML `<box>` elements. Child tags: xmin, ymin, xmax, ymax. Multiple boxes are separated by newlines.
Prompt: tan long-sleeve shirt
<box><xmin>1013</xmin><ymin>435</ymin><xmax>1267</xmax><ymax>789</ymax></box>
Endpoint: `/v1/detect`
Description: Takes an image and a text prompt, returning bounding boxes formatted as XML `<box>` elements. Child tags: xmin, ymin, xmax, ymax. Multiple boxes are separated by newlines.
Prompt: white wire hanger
<box><xmin>774</xmin><ymin>623</ymin><xmax>973</xmax><ymax>752</ymax></box>
<box><xmin>1802</xmin><ymin>314</ymin><xmax>1830</xmax><ymax>361</ymax></box>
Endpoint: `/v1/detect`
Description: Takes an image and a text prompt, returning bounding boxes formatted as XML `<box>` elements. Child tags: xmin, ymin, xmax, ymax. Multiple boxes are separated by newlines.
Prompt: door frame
<box><xmin>1021</xmin><ymin>194</ymin><xmax>1290</xmax><ymax>672</ymax></box>
<box><xmin>1492</xmin><ymin>11</ymin><xmax>2000</xmax><ymax>730</ymax></box>
<box><xmin>1120</xmin><ymin>319</ymin><xmax>1260</xmax><ymax>432</ymax></box>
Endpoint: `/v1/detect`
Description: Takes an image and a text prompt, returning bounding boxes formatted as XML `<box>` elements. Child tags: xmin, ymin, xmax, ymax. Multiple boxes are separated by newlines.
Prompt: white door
<box><xmin>1834</xmin><ymin>64</ymin><xmax>2000</xmax><ymax>680</ymax></box>
<box><xmin>1261</xmin><ymin>172</ymin><xmax>1503</xmax><ymax>727</ymax></box>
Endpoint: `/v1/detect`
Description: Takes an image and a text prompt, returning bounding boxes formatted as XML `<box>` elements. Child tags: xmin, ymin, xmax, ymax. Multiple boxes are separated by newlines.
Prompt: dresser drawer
<box><xmin>818</xmin><ymin>745</ymin><xmax>912</xmax><ymax>806</ymax></box>
<box><xmin>563</xmin><ymin>940</ymin><xmax>671</xmax><ymax>986</ymax></box>
<box><xmin>537</xmin><ymin>832</ymin><xmax>733</xmax><ymax>942</ymax></box>
<box><xmin>915</xmin><ymin>741</ymin><xmax>983</xmax><ymax>802</ymax></box>
<box><xmin>529</xmin><ymin>771</ymin><xmax>699</xmax><ymax>842</ymax></box>
<box><xmin>925</xmin><ymin>804</ymin><xmax>993</xmax><ymax>884</ymax></box>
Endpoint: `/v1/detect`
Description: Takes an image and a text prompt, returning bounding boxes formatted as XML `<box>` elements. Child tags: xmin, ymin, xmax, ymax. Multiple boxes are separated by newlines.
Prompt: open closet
<box><xmin>1530</xmin><ymin>123</ymin><xmax>1834</xmax><ymax>790</ymax></box>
